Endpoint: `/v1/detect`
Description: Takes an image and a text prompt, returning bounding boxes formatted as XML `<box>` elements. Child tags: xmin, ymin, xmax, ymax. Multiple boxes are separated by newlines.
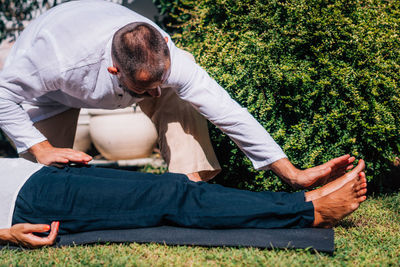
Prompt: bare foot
<box><xmin>305</xmin><ymin>159</ymin><xmax>365</xmax><ymax>201</ymax></box>
<box><xmin>311</xmin><ymin>172</ymin><xmax>367</xmax><ymax>228</ymax></box>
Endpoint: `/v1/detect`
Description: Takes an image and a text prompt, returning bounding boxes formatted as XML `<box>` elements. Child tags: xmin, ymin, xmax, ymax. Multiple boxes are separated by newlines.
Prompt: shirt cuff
<box><xmin>254</xmin><ymin>155</ymin><xmax>288</xmax><ymax>171</ymax></box>
<box><xmin>16</xmin><ymin>136</ymin><xmax>48</xmax><ymax>154</ymax></box>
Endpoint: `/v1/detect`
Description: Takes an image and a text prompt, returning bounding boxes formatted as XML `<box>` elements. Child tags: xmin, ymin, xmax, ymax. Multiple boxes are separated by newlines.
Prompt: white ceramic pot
<box><xmin>88</xmin><ymin>106</ymin><xmax>158</xmax><ymax>160</ymax></box>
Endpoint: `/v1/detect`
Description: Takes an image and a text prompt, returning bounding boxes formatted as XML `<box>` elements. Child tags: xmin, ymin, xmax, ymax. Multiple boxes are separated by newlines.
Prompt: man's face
<box><xmin>119</xmin><ymin>76</ymin><xmax>162</xmax><ymax>98</ymax></box>
<box><xmin>117</xmin><ymin>64</ymin><xmax>171</xmax><ymax>98</ymax></box>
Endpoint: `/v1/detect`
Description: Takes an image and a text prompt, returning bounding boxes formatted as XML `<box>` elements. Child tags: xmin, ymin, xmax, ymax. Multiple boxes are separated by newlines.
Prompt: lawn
<box><xmin>1</xmin><ymin>193</ymin><xmax>399</xmax><ymax>266</ymax></box>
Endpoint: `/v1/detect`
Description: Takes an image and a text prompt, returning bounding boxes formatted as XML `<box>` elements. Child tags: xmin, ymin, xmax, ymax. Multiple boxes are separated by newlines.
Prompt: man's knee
<box><xmin>19</xmin><ymin>108</ymin><xmax>81</xmax><ymax>162</ymax></box>
<box><xmin>144</xmin><ymin>93</ymin><xmax>220</xmax><ymax>180</ymax></box>
<box><xmin>32</xmin><ymin>108</ymin><xmax>80</xmax><ymax>148</ymax></box>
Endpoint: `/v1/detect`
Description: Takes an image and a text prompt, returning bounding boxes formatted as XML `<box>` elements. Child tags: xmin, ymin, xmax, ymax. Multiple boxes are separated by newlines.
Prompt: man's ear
<box><xmin>164</xmin><ymin>36</ymin><xmax>168</xmax><ymax>43</ymax></box>
<box><xmin>107</xmin><ymin>66</ymin><xmax>118</xmax><ymax>75</ymax></box>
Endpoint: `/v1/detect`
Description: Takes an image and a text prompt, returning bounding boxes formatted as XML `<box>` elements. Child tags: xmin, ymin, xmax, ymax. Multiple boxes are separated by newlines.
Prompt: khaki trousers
<box><xmin>21</xmin><ymin>89</ymin><xmax>221</xmax><ymax>180</ymax></box>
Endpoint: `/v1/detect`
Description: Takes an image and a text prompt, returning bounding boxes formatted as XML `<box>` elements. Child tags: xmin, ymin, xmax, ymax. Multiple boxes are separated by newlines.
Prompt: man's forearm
<box><xmin>0</xmin><ymin>95</ymin><xmax>47</xmax><ymax>153</ymax></box>
<box><xmin>171</xmin><ymin>47</ymin><xmax>287</xmax><ymax>169</ymax></box>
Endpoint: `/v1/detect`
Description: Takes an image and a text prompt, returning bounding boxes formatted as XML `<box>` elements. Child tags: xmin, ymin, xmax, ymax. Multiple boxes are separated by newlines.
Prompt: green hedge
<box><xmin>154</xmin><ymin>0</ymin><xmax>400</xmax><ymax>191</ymax></box>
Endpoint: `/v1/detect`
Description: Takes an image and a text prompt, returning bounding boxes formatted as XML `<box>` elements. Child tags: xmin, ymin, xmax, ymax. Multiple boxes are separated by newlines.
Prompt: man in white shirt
<box><xmin>0</xmin><ymin>0</ymin><xmax>353</xmax><ymax>185</ymax></box>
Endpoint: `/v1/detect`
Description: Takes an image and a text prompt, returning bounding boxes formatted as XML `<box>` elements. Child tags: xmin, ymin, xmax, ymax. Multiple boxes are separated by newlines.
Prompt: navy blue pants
<box><xmin>12</xmin><ymin>166</ymin><xmax>314</xmax><ymax>234</ymax></box>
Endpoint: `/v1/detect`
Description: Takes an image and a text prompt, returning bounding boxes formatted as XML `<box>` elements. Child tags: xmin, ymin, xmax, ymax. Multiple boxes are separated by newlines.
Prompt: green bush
<box><xmin>154</xmin><ymin>0</ymin><xmax>400</xmax><ymax>191</ymax></box>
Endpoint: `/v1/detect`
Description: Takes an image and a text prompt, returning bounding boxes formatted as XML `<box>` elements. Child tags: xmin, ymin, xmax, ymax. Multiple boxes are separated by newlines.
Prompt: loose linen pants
<box><xmin>12</xmin><ymin>166</ymin><xmax>314</xmax><ymax>234</ymax></box>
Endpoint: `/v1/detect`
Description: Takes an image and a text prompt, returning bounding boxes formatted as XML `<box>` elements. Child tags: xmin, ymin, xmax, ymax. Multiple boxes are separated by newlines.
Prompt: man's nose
<box><xmin>148</xmin><ymin>86</ymin><xmax>161</xmax><ymax>97</ymax></box>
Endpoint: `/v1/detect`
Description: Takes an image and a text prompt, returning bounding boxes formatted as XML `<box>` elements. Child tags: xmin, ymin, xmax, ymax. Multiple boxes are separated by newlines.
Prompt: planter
<box><xmin>88</xmin><ymin>106</ymin><xmax>158</xmax><ymax>160</ymax></box>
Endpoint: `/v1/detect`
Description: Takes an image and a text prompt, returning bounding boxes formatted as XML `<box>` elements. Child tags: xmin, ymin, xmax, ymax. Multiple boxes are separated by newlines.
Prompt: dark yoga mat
<box><xmin>0</xmin><ymin>226</ymin><xmax>334</xmax><ymax>253</ymax></box>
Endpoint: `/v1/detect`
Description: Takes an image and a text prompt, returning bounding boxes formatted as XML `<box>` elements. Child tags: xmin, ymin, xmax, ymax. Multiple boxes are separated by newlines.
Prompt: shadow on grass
<box><xmin>368</xmin><ymin>166</ymin><xmax>400</xmax><ymax>195</ymax></box>
<box><xmin>335</xmin><ymin>219</ymin><xmax>358</xmax><ymax>229</ymax></box>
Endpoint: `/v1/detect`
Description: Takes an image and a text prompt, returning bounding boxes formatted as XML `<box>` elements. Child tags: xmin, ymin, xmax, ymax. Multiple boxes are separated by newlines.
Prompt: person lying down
<box><xmin>0</xmin><ymin>158</ymin><xmax>367</xmax><ymax>248</ymax></box>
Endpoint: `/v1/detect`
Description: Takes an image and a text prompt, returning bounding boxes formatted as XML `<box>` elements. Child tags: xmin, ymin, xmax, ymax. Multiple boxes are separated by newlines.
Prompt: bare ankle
<box><xmin>311</xmin><ymin>199</ymin><xmax>333</xmax><ymax>228</ymax></box>
<box><xmin>305</xmin><ymin>188</ymin><xmax>323</xmax><ymax>202</ymax></box>
<box><xmin>186</xmin><ymin>170</ymin><xmax>220</xmax><ymax>182</ymax></box>
<box><xmin>186</xmin><ymin>172</ymin><xmax>202</xmax><ymax>182</ymax></box>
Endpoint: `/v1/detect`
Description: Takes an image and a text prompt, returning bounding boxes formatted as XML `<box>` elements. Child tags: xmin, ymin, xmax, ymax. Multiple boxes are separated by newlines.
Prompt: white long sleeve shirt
<box><xmin>0</xmin><ymin>0</ymin><xmax>286</xmax><ymax>170</ymax></box>
<box><xmin>0</xmin><ymin>158</ymin><xmax>43</xmax><ymax>228</ymax></box>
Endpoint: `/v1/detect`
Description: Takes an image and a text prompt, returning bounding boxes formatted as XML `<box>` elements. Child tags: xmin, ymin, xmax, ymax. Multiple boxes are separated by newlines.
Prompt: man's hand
<box><xmin>270</xmin><ymin>155</ymin><xmax>356</xmax><ymax>189</ymax></box>
<box><xmin>29</xmin><ymin>140</ymin><xmax>92</xmax><ymax>166</ymax></box>
<box><xmin>3</xmin><ymin>222</ymin><xmax>59</xmax><ymax>248</ymax></box>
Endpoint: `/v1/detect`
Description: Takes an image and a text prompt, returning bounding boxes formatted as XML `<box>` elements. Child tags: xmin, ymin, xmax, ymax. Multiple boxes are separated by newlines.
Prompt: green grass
<box><xmin>1</xmin><ymin>193</ymin><xmax>399</xmax><ymax>266</ymax></box>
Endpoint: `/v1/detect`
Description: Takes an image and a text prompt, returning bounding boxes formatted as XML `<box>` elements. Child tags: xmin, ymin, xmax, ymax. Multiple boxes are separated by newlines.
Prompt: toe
<box><xmin>358</xmin><ymin>195</ymin><xmax>367</xmax><ymax>202</ymax></box>
<box><xmin>351</xmin><ymin>202</ymin><xmax>360</xmax><ymax>210</ymax></box>
<box><xmin>357</xmin><ymin>188</ymin><xmax>367</xmax><ymax>196</ymax></box>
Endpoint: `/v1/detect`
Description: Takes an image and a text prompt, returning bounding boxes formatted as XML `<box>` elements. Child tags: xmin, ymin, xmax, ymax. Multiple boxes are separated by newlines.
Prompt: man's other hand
<box><xmin>28</xmin><ymin>140</ymin><xmax>92</xmax><ymax>166</ymax></box>
<box><xmin>270</xmin><ymin>155</ymin><xmax>356</xmax><ymax>189</ymax></box>
<box><xmin>7</xmin><ymin>222</ymin><xmax>59</xmax><ymax>248</ymax></box>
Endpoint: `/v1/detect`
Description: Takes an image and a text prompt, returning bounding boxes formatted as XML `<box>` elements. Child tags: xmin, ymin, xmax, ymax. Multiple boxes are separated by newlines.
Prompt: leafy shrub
<box><xmin>154</xmin><ymin>0</ymin><xmax>400</xmax><ymax>191</ymax></box>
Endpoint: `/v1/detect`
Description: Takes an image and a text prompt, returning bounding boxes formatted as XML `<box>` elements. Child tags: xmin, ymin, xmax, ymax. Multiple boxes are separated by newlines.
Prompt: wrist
<box><xmin>28</xmin><ymin>140</ymin><xmax>52</xmax><ymax>156</ymax></box>
<box><xmin>269</xmin><ymin>158</ymin><xmax>301</xmax><ymax>187</ymax></box>
<box><xmin>0</xmin><ymin>228</ymin><xmax>14</xmax><ymax>245</ymax></box>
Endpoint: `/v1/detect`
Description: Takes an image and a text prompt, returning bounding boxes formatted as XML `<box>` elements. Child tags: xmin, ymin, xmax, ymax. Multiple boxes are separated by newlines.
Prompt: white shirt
<box><xmin>0</xmin><ymin>0</ymin><xmax>286</xmax><ymax>170</ymax></box>
<box><xmin>0</xmin><ymin>158</ymin><xmax>43</xmax><ymax>228</ymax></box>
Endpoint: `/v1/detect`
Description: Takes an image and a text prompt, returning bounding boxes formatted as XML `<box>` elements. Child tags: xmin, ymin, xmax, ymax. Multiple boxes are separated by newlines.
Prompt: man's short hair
<box><xmin>111</xmin><ymin>22</ymin><xmax>170</xmax><ymax>86</ymax></box>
